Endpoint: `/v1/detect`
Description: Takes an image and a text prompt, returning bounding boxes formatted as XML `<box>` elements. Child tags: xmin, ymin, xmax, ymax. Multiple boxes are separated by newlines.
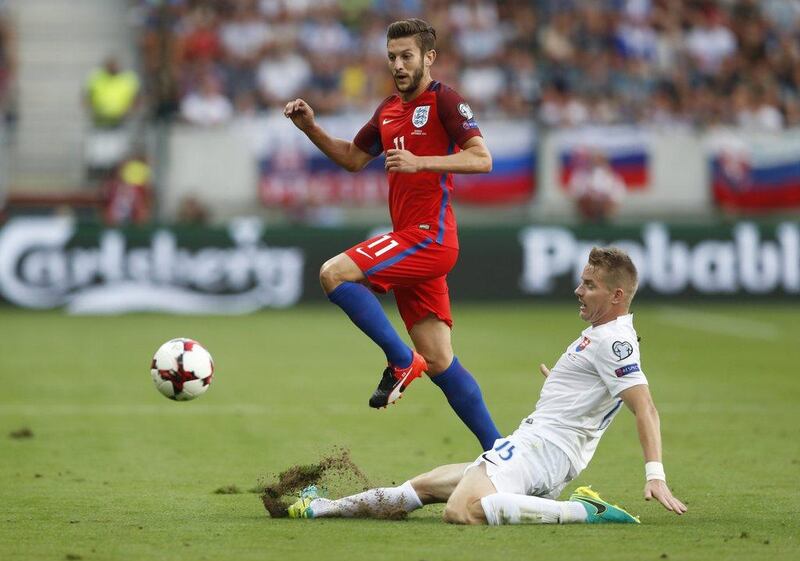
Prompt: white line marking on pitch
<box><xmin>0</xmin><ymin>403</ymin><xmax>367</xmax><ymax>416</ymax></box>
<box><xmin>0</xmin><ymin>404</ymin><xmax>275</xmax><ymax>416</ymax></box>
<box><xmin>654</xmin><ymin>307</ymin><xmax>782</xmax><ymax>341</ymax></box>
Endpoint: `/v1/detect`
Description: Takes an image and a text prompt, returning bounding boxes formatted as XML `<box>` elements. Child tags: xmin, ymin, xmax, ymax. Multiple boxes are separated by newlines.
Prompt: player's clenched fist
<box><xmin>284</xmin><ymin>98</ymin><xmax>315</xmax><ymax>131</ymax></box>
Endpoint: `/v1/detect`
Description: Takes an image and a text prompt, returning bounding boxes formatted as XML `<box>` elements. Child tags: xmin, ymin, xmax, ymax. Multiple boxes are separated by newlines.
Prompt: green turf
<box><xmin>1</xmin><ymin>302</ymin><xmax>798</xmax><ymax>561</ymax></box>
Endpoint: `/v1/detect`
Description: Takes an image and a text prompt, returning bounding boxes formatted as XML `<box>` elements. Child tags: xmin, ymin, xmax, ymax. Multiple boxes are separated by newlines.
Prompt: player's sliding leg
<box><xmin>411</xmin><ymin>317</ymin><xmax>501</xmax><ymax>451</ymax></box>
<box><xmin>480</xmin><ymin>493</ymin><xmax>590</xmax><ymax>524</ymax></box>
<box><xmin>409</xmin><ymin>462</ymin><xmax>469</xmax><ymax>504</ymax></box>
<box><xmin>289</xmin><ymin>482</ymin><xmax>422</xmax><ymax>519</ymax></box>
<box><xmin>443</xmin><ymin>461</ymin><xmax>639</xmax><ymax>526</ymax></box>
<box><xmin>321</xmin><ymin>253</ymin><xmax>420</xmax><ymax>381</ymax></box>
<box><xmin>288</xmin><ymin>463</ymin><xmax>468</xmax><ymax>520</ymax></box>
<box><xmin>481</xmin><ymin>487</ymin><xmax>640</xmax><ymax>525</ymax></box>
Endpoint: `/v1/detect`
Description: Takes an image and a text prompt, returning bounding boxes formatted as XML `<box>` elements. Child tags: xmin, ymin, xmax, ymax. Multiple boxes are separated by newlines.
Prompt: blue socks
<box><xmin>432</xmin><ymin>357</ymin><xmax>501</xmax><ymax>451</ymax></box>
<box><xmin>328</xmin><ymin>282</ymin><xmax>413</xmax><ymax>368</ymax></box>
<box><xmin>329</xmin><ymin>283</ymin><xmax>500</xmax><ymax>451</ymax></box>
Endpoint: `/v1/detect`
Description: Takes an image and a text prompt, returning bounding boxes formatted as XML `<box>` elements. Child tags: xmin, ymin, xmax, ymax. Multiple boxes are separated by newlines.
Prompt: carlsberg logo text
<box><xmin>0</xmin><ymin>217</ymin><xmax>305</xmax><ymax>313</ymax></box>
<box><xmin>520</xmin><ymin>222</ymin><xmax>800</xmax><ymax>295</ymax></box>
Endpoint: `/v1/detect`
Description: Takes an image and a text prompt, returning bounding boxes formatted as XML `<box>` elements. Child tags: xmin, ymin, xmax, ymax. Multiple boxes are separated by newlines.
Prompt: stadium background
<box><xmin>0</xmin><ymin>2</ymin><xmax>798</xmax><ymax>561</ymax></box>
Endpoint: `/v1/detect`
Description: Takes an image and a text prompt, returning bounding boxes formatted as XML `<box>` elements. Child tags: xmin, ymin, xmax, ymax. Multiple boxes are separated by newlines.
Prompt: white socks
<box><xmin>480</xmin><ymin>493</ymin><xmax>588</xmax><ymax>525</ymax></box>
<box><xmin>305</xmin><ymin>484</ymin><xmax>590</xmax><ymax>525</ymax></box>
<box><xmin>308</xmin><ymin>480</ymin><xmax>423</xmax><ymax>518</ymax></box>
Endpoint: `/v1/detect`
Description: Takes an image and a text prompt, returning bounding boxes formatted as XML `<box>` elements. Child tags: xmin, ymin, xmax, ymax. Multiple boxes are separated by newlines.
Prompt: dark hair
<box><xmin>387</xmin><ymin>18</ymin><xmax>436</xmax><ymax>54</ymax></box>
<box><xmin>588</xmin><ymin>247</ymin><xmax>639</xmax><ymax>303</ymax></box>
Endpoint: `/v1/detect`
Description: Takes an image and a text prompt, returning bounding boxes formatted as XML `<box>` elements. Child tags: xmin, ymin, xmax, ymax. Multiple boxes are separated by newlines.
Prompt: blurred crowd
<box><xmin>0</xmin><ymin>0</ymin><xmax>15</xmax><ymax>128</ymax></box>
<box><xmin>133</xmin><ymin>0</ymin><xmax>800</xmax><ymax>130</ymax></box>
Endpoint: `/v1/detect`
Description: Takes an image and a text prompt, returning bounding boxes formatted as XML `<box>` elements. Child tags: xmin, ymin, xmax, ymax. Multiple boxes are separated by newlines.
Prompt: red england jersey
<box><xmin>353</xmin><ymin>81</ymin><xmax>482</xmax><ymax>249</ymax></box>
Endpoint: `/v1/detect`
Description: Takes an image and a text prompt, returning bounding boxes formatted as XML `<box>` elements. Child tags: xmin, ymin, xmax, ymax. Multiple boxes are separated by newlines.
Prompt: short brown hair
<box><xmin>387</xmin><ymin>18</ymin><xmax>436</xmax><ymax>54</ymax></box>
<box><xmin>588</xmin><ymin>247</ymin><xmax>639</xmax><ymax>303</ymax></box>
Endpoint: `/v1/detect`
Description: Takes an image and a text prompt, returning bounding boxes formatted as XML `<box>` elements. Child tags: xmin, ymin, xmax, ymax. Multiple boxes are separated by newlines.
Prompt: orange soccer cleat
<box><xmin>368</xmin><ymin>351</ymin><xmax>428</xmax><ymax>409</ymax></box>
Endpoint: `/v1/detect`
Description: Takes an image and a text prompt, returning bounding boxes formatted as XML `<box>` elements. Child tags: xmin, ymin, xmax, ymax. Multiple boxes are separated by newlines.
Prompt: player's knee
<box><xmin>424</xmin><ymin>351</ymin><xmax>455</xmax><ymax>375</ymax></box>
<box><xmin>443</xmin><ymin>503</ymin><xmax>467</xmax><ymax>524</ymax></box>
<box><xmin>466</xmin><ymin>497</ymin><xmax>487</xmax><ymax>524</ymax></box>
<box><xmin>408</xmin><ymin>474</ymin><xmax>434</xmax><ymax>504</ymax></box>
<box><xmin>319</xmin><ymin>259</ymin><xmax>342</xmax><ymax>292</ymax></box>
<box><xmin>443</xmin><ymin>501</ymin><xmax>483</xmax><ymax>525</ymax></box>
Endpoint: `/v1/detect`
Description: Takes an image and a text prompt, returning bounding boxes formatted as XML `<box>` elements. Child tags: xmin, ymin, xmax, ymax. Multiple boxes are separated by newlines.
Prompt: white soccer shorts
<box><xmin>466</xmin><ymin>432</ymin><xmax>576</xmax><ymax>499</ymax></box>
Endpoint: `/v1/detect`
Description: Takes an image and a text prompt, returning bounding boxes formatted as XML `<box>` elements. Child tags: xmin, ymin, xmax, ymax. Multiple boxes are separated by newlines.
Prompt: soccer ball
<box><xmin>151</xmin><ymin>338</ymin><xmax>214</xmax><ymax>401</ymax></box>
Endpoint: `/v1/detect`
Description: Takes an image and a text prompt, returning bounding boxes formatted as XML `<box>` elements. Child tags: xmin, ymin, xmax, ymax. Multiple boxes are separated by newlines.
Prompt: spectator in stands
<box><xmin>176</xmin><ymin>3</ymin><xmax>221</xmax><ymax>65</ymax></box>
<box><xmin>732</xmin><ymin>83</ymin><xmax>784</xmax><ymax>132</ymax></box>
<box><xmin>299</xmin><ymin>6</ymin><xmax>353</xmax><ymax>56</ymax></box>
<box><xmin>220</xmin><ymin>0</ymin><xmax>271</xmax><ymax>100</ymax></box>
<box><xmin>451</xmin><ymin>0</ymin><xmax>505</xmax><ymax>63</ymax></box>
<box><xmin>85</xmin><ymin>57</ymin><xmax>141</xmax><ymax>128</ymax></box>
<box><xmin>177</xmin><ymin>194</ymin><xmax>210</xmax><ymax>225</ymax></box>
<box><xmin>685</xmin><ymin>7</ymin><xmax>736</xmax><ymax>77</ymax></box>
<box><xmin>101</xmin><ymin>152</ymin><xmax>152</xmax><ymax>226</ymax></box>
<box><xmin>256</xmin><ymin>38</ymin><xmax>311</xmax><ymax>107</ymax></box>
<box><xmin>136</xmin><ymin>0</ymin><xmax>188</xmax><ymax>118</ymax></box>
<box><xmin>305</xmin><ymin>54</ymin><xmax>343</xmax><ymax>115</ymax></box>
<box><xmin>538</xmin><ymin>79</ymin><xmax>589</xmax><ymax>128</ymax></box>
<box><xmin>133</xmin><ymin>0</ymin><xmax>800</xmax><ymax>128</ymax></box>
<box><xmin>180</xmin><ymin>71</ymin><xmax>234</xmax><ymax>126</ymax></box>
<box><xmin>568</xmin><ymin>150</ymin><xmax>626</xmax><ymax>224</ymax></box>
<box><xmin>0</xmin><ymin>0</ymin><xmax>16</xmax><ymax>126</ymax></box>
<box><xmin>460</xmin><ymin>56</ymin><xmax>506</xmax><ymax>116</ymax></box>
<box><xmin>644</xmin><ymin>80</ymin><xmax>689</xmax><ymax>129</ymax></box>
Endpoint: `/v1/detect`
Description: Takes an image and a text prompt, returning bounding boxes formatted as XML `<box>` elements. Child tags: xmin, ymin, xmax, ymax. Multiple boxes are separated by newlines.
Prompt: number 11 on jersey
<box><xmin>393</xmin><ymin>136</ymin><xmax>405</xmax><ymax>150</ymax></box>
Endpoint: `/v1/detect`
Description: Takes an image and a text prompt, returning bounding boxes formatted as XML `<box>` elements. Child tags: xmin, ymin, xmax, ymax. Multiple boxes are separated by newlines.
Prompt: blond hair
<box><xmin>588</xmin><ymin>247</ymin><xmax>639</xmax><ymax>304</ymax></box>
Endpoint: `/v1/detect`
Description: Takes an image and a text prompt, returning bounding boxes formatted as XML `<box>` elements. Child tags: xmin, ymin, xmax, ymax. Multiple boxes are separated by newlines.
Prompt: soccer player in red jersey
<box><xmin>284</xmin><ymin>18</ymin><xmax>500</xmax><ymax>451</ymax></box>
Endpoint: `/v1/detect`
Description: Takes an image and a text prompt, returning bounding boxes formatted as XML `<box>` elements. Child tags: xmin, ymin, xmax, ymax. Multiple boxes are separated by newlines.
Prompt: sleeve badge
<box><xmin>612</xmin><ymin>341</ymin><xmax>633</xmax><ymax>360</ymax></box>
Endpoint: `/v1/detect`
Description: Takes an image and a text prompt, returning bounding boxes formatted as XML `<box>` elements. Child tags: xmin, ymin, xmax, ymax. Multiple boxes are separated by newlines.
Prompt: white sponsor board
<box><xmin>0</xmin><ymin>217</ymin><xmax>305</xmax><ymax>314</ymax></box>
<box><xmin>520</xmin><ymin>222</ymin><xmax>800</xmax><ymax>295</ymax></box>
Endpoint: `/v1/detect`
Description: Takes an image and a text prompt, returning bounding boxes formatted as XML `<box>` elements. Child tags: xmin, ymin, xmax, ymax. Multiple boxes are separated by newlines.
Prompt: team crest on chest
<box><xmin>575</xmin><ymin>337</ymin><xmax>591</xmax><ymax>352</ymax></box>
<box><xmin>412</xmin><ymin>105</ymin><xmax>430</xmax><ymax>128</ymax></box>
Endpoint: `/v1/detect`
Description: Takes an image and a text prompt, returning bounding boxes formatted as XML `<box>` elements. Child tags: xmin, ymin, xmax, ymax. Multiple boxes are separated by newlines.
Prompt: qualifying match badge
<box><xmin>458</xmin><ymin>102</ymin><xmax>473</xmax><ymax>119</ymax></box>
<box><xmin>612</xmin><ymin>341</ymin><xmax>634</xmax><ymax>360</ymax></box>
<box><xmin>412</xmin><ymin>105</ymin><xmax>430</xmax><ymax>128</ymax></box>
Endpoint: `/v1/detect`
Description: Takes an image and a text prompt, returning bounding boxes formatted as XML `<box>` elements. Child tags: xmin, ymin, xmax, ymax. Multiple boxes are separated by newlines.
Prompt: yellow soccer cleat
<box><xmin>287</xmin><ymin>485</ymin><xmax>322</xmax><ymax>519</ymax></box>
<box><xmin>569</xmin><ymin>486</ymin><xmax>641</xmax><ymax>524</ymax></box>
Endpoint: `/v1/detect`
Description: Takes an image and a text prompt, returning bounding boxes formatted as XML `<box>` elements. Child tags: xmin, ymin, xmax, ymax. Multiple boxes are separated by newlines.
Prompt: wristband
<box><xmin>645</xmin><ymin>461</ymin><xmax>666</xmax><ymax>481</ymax></box>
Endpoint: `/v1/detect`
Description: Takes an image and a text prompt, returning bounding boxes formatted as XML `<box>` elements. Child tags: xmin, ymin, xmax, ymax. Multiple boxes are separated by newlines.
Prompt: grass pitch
<box><xmin>1</xmin><ymin>302</ymin><xmax>798</xmax><ymax>561</ymax></box>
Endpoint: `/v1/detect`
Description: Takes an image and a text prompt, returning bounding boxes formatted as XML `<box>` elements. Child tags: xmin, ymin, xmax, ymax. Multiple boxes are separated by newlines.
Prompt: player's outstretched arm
<box><xmin>619</xmin><ymin>384</ymin><xmax>688</xmax><ymax>515</ymax></box>
<box><xmin>385</xmin><ymin>136</ymin><xmax>492</xmax><ymax>174</ymax></box>
<box><xmin>284</xmin><ymin>98</ymin><xmax>374</xmax><ymax>172</ymax></box>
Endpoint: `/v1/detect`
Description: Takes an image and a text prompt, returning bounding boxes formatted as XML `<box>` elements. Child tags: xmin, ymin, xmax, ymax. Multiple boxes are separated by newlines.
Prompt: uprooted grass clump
<box><xmin>9</xmin><ymin>427</ymin><xmax>34</xmax><ymax>439</ymax></box>
<box><xmin>213</xmin><ymin>485</ymin><xmax>242</xmax><ymax>495</ymax></box>
<box><xmin>260</xmin><ymin>447</ymin><xmax>380</xmax><ymax>518</ymax></box>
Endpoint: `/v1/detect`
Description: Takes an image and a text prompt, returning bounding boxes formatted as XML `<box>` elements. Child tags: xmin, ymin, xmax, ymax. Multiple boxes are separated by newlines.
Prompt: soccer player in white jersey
<box><xmin>287</xmin><ymin>247</ymin><xmax>687</xmax><ymax>524</ymax></box>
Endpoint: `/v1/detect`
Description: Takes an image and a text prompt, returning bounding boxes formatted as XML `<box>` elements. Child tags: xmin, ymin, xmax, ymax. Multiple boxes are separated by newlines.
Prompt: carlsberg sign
<box><xmin>0</xmin><ymin>217</ymin><xmax>305</xmax><ymax>313</ymax></box>
<box><xmin>520</xmin><ymin>222</ymin><xmax>800</xmax><ymax>295</ymax></box>
<box><xmin>0</xmin><ymin>218</ymin><xmax>797</xmax><ymax>308</ymax></box>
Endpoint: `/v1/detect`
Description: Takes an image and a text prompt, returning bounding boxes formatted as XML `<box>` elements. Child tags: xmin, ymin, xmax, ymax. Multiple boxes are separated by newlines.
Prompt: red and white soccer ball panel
<box><xmin>180</xmin><ymin>379</ymin><xmax>210</xmax><ymax>399</ymax></box>
<box><xmin>152</xmin><ymin>340</ymin><xmax>180</xmax><ymax>371</ymax></box>
<box><xmin>181</xmin><ymin>345</ymin><xmax>214</xmax><ymax>380</ymax></box>
<box><xmin>150</xmin><ymin>338</ymin><xmax>214</xmax><ymax>401</ymax></box>
<box><xmin>152</xmin><ymin>375</ymin><xmax>178</xmax><ymax>399</ymax></box>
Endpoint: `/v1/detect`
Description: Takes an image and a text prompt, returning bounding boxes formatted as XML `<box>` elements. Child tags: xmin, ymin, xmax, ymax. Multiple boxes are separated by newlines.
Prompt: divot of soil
<box><xmin>9</xmin><ymin>427</ymin><xmax>33</xmax><ymax>439</ymax></box>
<box><xmin>213</xmin><ymin>485</ymin><xmax>242</xmax><ymax>494</ymax></box>
<box><xmin>260</xmin><ymin>447</ymin><xmax>377</xmax><ymax>518</ymax></box>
